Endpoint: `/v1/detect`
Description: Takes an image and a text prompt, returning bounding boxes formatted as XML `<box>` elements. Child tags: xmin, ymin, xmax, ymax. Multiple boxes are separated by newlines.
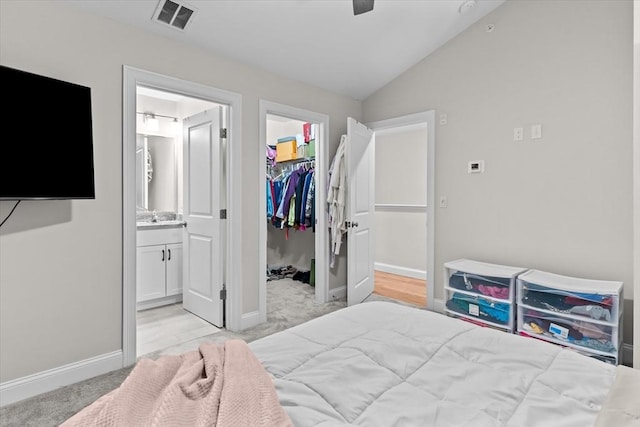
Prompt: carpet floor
<box><xmin>0</xmin><ymin>279</ymin><xmax>406</xmax><ymax>427</ymax></box>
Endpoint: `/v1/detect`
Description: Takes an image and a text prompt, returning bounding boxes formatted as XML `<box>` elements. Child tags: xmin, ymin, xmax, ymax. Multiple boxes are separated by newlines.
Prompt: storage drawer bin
<box><xmin>516</xmin><ymin>269</ymin><xmax>623</xmax><ymax>364</ymax></box>
<box><xmin>517</xmin><ymin>271</ymin><xmax>620</xmax><ymax>322</ymax></box>
<box><xmin>444</xmin><ymin>259</ymin><xmax>528</xmax><ymax>332</ymax></box>
<box><xmin>447</xmin><ymin>312</ymin><xmax>508</xmax><ymax>333</ymax></box>
<box><xmin>445</xmin><ymin>289</ymin><xmax>511</xmax><ymax>330</ymax></box>
<box><xmin>519</xmin><ymin>307</ymin><xmax>617</xmax><ymax>354</ymax></box>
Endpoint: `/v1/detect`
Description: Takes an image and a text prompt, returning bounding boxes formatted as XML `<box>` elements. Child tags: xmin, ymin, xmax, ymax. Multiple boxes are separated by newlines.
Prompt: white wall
<box><xmin>363</xmin><ymin>0</ymin><xmax>634</xmax><ymax>346</ymax></box>
<box><xmin>0</xmin><ymin>0</ymin><xmax>361</xmax><ymax>383</ymax></box>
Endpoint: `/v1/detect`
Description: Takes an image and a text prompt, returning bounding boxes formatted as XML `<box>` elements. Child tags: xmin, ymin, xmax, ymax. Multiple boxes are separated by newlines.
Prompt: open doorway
<box><xmin>122</xmin><ymin>66</ymin><xmax>243</xmax><ymax>367</ymax></box>
<box><xmin>258</xmin><ymin>101</ymin><xmax>330</xmax><ymax>325</ymax></box>
<box><xmin>368</xmin><ymin>112</ymin><xmax>436</xmax><ymax>311</ymax></box>
<box><xmin>134</xmin><ymin>86</ymin><xmax>223</xmax><ymax>357</ymax></box>
<box><xmin>373</xmin><ymin>124</ymin><xmax>428</xmax><ymax>306</ymax></box>
<box><xmin>265</xmin><ymin>114</ymin><xmax>317</xmax><ymax>303</ymax></box>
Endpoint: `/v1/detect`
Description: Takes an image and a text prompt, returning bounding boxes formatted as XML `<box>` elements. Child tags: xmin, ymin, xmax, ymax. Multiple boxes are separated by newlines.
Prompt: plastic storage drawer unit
<box><xmin>444</xmin><ymin>259</ymin><xmax>528</xmax><ymax>333</ymax></box>
<box><xmin>516</xmin><ymin>269</ymin><xmax>623</xmax><ymax>365</ymax></box>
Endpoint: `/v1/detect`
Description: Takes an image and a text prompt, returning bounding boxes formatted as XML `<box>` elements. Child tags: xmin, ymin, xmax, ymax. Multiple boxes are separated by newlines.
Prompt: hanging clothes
<box><xmin>266</xmin><ymin>162</ymin><xmax>316</xmax><ymax>237</ymax></box>
<box><xmin>266</xmin><ymin>178</ymin><xmax>274</xmax><ymax>219</ymax></box>
<box><xmin>327</xmin><ymin>135</ymin><xmax>347</xmax><ymax>268</ymax></box>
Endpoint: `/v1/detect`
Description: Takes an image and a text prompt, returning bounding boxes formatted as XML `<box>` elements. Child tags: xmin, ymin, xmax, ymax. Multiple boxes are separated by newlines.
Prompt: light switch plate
<box><xmin>531</xmin><ymin>124</ymin><xmax>542</xmax><ymax>139</ymax></box>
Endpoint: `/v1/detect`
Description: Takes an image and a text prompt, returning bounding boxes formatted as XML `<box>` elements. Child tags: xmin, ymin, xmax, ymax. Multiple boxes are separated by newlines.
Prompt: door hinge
<box><xmin>220</xmin><ymin>209</ymin><xmax>227</xmax><ymax>219</ymax></box>
<box><xmin>220</xmin><ymin>288</ymin><xmax>227</xmax><ymax>300</ymax></box>
<box><xmin>220</xmin><ymin>128</ymin><xmax>228</xmax><ymax>139</ymax></box>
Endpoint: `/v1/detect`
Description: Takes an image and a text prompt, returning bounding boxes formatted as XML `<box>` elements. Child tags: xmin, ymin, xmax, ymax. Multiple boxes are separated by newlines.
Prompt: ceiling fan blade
<box><xmin>353</xmin><ymin>0</ymin><xmax>374</xmax><ymax>16</ymax></box>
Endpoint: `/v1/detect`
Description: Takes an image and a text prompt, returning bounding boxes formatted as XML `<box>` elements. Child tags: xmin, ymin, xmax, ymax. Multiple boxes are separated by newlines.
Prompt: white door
<box><xmin>346</xmin><ymin>117</ymin><xmax>375</xmax><ymax>305</ymax></box>
<box><xmin>182</xmin><ymin>107</ymin><xmax>224</xmax><ymax>327</ymax></box>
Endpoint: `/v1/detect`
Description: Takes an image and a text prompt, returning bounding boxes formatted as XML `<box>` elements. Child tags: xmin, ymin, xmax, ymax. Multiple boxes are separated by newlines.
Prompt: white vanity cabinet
<box><xmin>136</xmin><ymin>227</ymin><xmax>184</xmax><ymax>310</ymax></box>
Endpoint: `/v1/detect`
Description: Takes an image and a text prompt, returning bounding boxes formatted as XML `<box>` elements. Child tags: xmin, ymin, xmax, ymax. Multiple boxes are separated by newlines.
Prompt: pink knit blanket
<box><xmin>61</xmin><ymin>340</ymin><xmax>293</xmax><ymax>427</ymax></box>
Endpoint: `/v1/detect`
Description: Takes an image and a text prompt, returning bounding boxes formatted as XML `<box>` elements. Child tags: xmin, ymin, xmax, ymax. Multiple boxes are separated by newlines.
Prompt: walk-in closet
<box><xmin>265</xmin><ymin>114</ymin><xmax>319</xmax><ymax>304</ymax></box>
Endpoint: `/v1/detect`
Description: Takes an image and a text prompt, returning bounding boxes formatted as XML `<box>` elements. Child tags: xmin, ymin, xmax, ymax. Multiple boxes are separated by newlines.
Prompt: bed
<box><xmin>249</xmin><ymin>301</ymin><xmax>637</xmax><ymax>427</ymax></box>
<box><xmin>62</xmin><ymin>300</ymin><xmax>639</xmax><ymax>427</ymax></box>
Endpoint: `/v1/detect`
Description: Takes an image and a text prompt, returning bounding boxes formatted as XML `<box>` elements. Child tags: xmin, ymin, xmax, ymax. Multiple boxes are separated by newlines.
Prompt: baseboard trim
<box><xmin>622</xmin><ymin>343</ymin><xmax>634</xmax><ymax>367</ymax></box>
<box><xmin>433</xmin><ymin>298</ymin><xmax>445</xmax><ymax>314</ymax></box>
<box><xmin>240</xmin><ymin>310</ymin><xmax>261</xmax><ymax>330</ymax></box>
<box><xmin>374</xmin><ymin>263</ymin><xmax>426</xmax><ymax>280</ymax></box>
<box><xmin>0</xmin><ymin>350</ymin><xmax>123</xmax><ymax>407</ymax></box>
<box><xmin>329</xmin><ymin>286</ymin><xmax>346</xmax><ymax>301</ymax></box>
<box><xmin>136</xmin><ymin>294</ymin><xmax>182</xmax><ymax>311</ymax></box>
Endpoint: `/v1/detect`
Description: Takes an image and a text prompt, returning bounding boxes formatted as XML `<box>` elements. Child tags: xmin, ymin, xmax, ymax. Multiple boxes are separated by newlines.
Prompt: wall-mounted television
<box><xmin>0</xmin><ymin>65</ymin><xmax>95</xmax><ymax>200</ymax></box>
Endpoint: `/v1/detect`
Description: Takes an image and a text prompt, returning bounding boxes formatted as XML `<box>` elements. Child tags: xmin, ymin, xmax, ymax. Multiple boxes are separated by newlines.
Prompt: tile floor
<box><xmin>136</xmin><ymin>303</ymin><xmax>220</xmax><ymax>357</ymax></box>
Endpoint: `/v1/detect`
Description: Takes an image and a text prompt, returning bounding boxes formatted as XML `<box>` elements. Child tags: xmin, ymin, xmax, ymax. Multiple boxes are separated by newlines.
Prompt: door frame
<box><xmin>367</xmin><ymin>111</ymin><xmax>436</xmax><ymax>312</ymax></box>
<box><xmin>258</xmin><ymin>100</ymin><xmax>330</xmax><ymax>324</ymax></box>
<box><xmin>122</xmin><ymin>66</ymin><xmax>243</xmax><ymax>366</ymax></box>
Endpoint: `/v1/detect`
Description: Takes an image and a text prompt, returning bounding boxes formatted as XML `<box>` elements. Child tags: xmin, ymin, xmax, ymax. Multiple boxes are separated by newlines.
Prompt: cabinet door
<box><xmin>137</xmin><ymin>245</ymin><xmax>167</xmax><ymax>302</ymax></box>
<box><xmin>165</xmin><ymin>243</ymin><xmax>183</xmax><ymax>297</ymax></box>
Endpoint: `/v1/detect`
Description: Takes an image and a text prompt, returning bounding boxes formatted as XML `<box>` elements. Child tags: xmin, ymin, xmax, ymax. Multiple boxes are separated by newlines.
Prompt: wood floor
<box><xmin>374</xmin><ymin>271</ymin><xmax>427</xmax><ymax>307</ymax></box>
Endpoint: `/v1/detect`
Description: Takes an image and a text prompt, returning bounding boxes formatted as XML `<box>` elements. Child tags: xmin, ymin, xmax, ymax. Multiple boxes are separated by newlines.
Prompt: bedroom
<box><xmin>0</xmin><ymin>0</ymin><xmax>639</xmax><ymax>423</ymax></box>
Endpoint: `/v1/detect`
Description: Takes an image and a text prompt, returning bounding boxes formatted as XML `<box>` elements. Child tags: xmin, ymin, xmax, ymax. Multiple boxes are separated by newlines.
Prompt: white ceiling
<box><xmin>66</xmin><ymin>0</ymin><xmax>505</xmax><ymax>100</ymax></box>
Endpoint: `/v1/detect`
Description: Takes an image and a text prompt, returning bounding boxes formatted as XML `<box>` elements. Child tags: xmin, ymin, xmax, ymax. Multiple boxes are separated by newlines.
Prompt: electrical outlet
<box><xmin>439</xmin><ymin>196</ymin><xmax>448</xmax><ymax>208</ymax></box>
<box><xmin>513</xmin><ymin>127</ymin><xmax>523</xmax><ymax>141</ymax></box>
<box><xmin>439</xmin><ymin>114</ymin><xmax>447</xmax><ymax>125</ymax></box>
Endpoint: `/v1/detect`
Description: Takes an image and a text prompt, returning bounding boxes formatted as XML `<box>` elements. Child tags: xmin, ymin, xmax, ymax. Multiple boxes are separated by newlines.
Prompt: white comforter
<box><xmin>250</xmin><ymin>301</ymin><xmax>617</xmax><ymax>427</ymax></box>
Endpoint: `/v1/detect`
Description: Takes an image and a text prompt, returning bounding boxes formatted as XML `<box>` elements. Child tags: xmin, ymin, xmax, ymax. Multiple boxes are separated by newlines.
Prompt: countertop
<box><xmin>136</xmin><ymin>220</ymin><xmax>186</xmax><ymax>230</ymax></box>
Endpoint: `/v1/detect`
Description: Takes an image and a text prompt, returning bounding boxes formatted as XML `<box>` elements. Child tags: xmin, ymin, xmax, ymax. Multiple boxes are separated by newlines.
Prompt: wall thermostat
<box><xmin>468</xmin><ymin>160</ymin><xmax>485</xmax><ymax>174</ymax></box>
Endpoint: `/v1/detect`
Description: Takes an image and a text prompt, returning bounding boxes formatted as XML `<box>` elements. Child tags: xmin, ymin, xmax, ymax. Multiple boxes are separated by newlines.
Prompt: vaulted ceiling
<box><xmin>66</xmin><ymin>0</ymin><xmax>505</xmax><ymax>100</ymax></box>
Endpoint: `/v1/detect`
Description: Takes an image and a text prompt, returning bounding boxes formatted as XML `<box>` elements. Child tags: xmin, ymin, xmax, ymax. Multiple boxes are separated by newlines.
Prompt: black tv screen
<box><xmin>0</xmin><ymin>65</ymin><xmax>95</xmax><ymax>200</ymax></box>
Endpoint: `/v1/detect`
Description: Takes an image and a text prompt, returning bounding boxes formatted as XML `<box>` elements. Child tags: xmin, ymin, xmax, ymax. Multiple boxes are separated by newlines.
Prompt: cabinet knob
<box><xmin>168</xmin><ymin>249</ymin><xmax>171</xmax><ymax>261</ymax></box>
<box><xmin>162</xmin><ymin>249</ymin><xmax>165</xmax><ymax>261</ymax></box>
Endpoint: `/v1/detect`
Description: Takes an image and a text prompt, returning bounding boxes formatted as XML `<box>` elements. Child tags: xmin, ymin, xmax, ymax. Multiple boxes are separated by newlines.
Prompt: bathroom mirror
<box><xmin>136</xmin><ymin>134</ymin><xmax>178</xmax><ymax>213</ymax></box>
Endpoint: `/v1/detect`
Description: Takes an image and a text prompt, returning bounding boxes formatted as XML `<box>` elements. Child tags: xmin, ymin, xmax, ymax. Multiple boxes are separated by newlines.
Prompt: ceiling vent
<box><xmin>153</xmin><ymin>0</ymin><xmax>195</xmax><ymax>31</ymax></box>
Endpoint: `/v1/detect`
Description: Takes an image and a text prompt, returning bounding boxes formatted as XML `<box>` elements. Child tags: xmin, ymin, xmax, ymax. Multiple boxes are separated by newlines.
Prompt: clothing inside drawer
<box><xmin>446</xmin><ymin>291</ymin><xmax>511</xmax><ymax>325</ymax></box>
<box><xmin>449</xmin><ymin>272</ymin><xmax>511</xmax><ymax>299</ymax></box>
<box><xmin>521</xmin><ymin>309</ymin><xmax>616</xmax><ymax>354</ymax></box>
<box><xmin>521</xmin><ymin>289</ymin><xmax>614</xmax><ymax>322</ymax></box>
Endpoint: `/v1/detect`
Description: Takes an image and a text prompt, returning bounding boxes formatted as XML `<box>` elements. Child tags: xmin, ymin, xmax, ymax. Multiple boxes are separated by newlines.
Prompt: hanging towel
<box><xmin>327</xmin><ymin>135</ymin><xmax>347</xmax><ymax>268</ymax></box>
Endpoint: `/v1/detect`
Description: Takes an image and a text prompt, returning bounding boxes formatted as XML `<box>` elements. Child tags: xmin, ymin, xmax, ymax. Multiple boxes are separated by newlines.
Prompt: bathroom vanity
<box><xmin>136</xmin><ymin>217</ymin><xmax>186</xmax><ymax>311</ymax></box>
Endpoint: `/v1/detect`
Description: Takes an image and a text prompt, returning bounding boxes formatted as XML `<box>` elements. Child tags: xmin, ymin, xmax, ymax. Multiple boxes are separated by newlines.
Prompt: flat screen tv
<box><xmin>0</xmin><ymin>65</ymin><xmax>95</xmax><ymax>200</ymax></box>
